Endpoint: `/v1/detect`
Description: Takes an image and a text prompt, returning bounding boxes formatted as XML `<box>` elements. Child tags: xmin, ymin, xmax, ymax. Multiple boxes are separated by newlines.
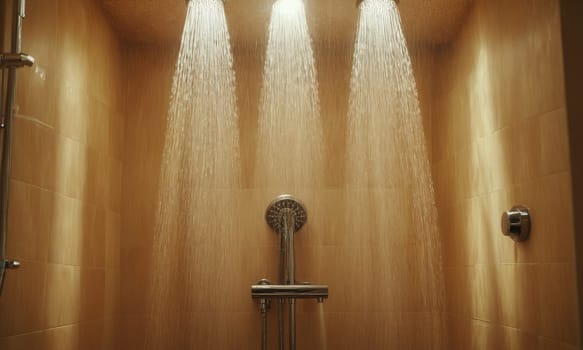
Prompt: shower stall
<box><xmin>0</xmin><ymin>0</ymin><xmax>581</xmax><ymax>349</ymax></box>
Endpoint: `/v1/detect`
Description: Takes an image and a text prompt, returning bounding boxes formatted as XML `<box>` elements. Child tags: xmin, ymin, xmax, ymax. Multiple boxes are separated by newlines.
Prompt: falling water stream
<box><xmin>255</xmin><ymin>0</ymin><xmax>323</xmax><ymax>190</ymax></box>
<box><xmin>147</xmin><ymin>0</ymin><xmax>240</xmax><ymax>347</ymax></box>
<box><xmin>255</xmin><ymin>0</ymin><xmax>323</xmax><ymax>347</ymax></box>
<box><xmin>347</xmin><ymin>0</ymin><xmax>444</xmax><ymax>343</ymax></box>
<box><xmin>146</xmin><ymin>0</ymin><xmax>442</xmax><ymax>346</ymax></box>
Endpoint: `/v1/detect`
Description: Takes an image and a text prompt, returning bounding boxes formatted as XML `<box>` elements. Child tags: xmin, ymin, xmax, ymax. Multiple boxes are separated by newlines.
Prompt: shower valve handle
<box><xmin>501</xmin><ymin>205</ymin><xmax>531</xmax><ymax>242</ymax></box>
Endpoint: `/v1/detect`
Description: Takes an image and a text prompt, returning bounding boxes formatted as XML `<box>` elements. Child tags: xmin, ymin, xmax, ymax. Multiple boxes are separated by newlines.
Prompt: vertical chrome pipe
<box><xmin>278</xmin><ymin>233</ymin><xmax>285</xmax><ymax>350</ymax></box>
<box><xmin>261</xmin><ymin>310</ymin><xmax>267</xmax><ymax>350</ymax></box>
<box><xmin>0</xmin><ymin>0</ymin><xmax>25</xmax><ymax>295</ymax></box>
<box><xmin>289</xmin><ymin>299</ymin><xmax>296</xmax><ymax>350</ymax></box>
<box><xmin>257</xmin><ymin>278</ymin><xmax>271</xmax><ymax>350</ymax></box>
<box><xmin>285</xmin><ymin>212</ymin><xmax>295</xmax><ymax>284</ymax></box>
<box><xmin>260</xmin><ymin>298</ymin><xmax>269</xmax><ymax>350</ymax></box>
<box><xmin>284</xmin><ymin>213</ymin><xmax>296</xmax><ymax>350</ymax></box>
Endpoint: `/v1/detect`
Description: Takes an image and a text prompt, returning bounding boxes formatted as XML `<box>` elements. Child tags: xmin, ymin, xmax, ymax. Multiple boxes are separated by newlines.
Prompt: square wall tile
<box><xmin>0</xmin><ymin>262</ymin><xmax>47</xmax><ymax>337</ymax></box>
<box><xmin>44</xmin><ymin>264</ymin><xmax>81</xmax><ymax>328</ymax></box>
<box><xmin>7</xmin><ymin>181</ymin><xmax>53</xmax><ymax>262</ymax></box>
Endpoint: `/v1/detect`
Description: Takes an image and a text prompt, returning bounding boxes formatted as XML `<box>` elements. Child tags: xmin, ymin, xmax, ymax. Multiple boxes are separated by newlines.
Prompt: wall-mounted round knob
<box><xmin>501</xmin><ymin>205</ymin><xmax>531</xmax><ymax>242</ymax></box>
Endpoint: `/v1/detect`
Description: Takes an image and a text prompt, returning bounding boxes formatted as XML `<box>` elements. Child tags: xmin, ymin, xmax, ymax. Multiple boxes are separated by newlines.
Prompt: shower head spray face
<box><xmin>356</xmin><ymin>0</ymin><xmax>399</xmax><ymax>7</ymax></box>
<box><xmin>265</xmin><ymin>195</ymin><xmax>307</xmax><ymax>234</ymax></box>
<box><xmin>185</xmin><ymin>0</ymin><xmax>226</xmax><ymax>3</ymax></box>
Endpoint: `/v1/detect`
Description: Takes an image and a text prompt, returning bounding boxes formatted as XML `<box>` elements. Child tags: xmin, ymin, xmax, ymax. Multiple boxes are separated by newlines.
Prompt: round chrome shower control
<box><xmin>257</xmin><ymin>278</ymin><xmax>271</xmax><ymax>286</ymax></box>
<box><xmin>501</xmin><ymin>205</ymin><xmax>531</xmax><ymax>242</ymax></box>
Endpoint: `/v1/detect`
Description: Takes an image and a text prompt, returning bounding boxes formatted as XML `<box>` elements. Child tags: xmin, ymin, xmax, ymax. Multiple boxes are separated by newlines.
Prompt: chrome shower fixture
<box><xmin>253</xmin><ymin>194</ymin><xmax>327</xmax><ymax>350</ymax></box>
<box><xmin>0</xmin><ymin>53</ymin><xmax>34</xmax><ymax>69</ymax></box>
<box><xmin>265</xmin><ymin>194</ymin><xmax>307</xmax><ymax>234</ymax></box>
<box><xmin>501</xmin><ymin>205</ymin><xmax>531</xmax><ymax>242</ymax></box>
<box><xmin>1</xmin><ymin>0</ymin><xmax>34</xmax><ymax>296</ymax></box>
<box><xmin>252</xmin><ymin>283</ymin><xmax>328</xmax><ymax>301</ymax></box>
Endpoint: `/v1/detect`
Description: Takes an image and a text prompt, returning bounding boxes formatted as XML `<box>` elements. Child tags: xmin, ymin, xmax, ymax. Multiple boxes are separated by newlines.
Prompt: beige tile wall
<box><xmin>0</xmin><ymin>0</ymin><xmax>123</xmax><ymax>349</ymax></box>
<box><xmin>432</xmin><ymin>0</ymin><xmax>580</xmax><ymax>348</ymax></box>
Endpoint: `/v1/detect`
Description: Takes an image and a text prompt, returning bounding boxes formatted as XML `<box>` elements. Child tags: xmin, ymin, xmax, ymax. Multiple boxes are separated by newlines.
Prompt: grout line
<box><xmin>442</xmin><ymin>262</ymin><xmax>575</xmax><ymax>268</ymax></box>
<box><xmin>15</xmin><ymin>114</ymin><xmax>54</xmax><ymax>130</ymax></box>
<box><xmin>445</xmin><ymin>313</ymin><xmax>578</xmax><ymax>346</ymax></box>
<box><xmin>0</xmin><ymin>317</ymin><xmax>122</xmax><ymax>340</ymax></box>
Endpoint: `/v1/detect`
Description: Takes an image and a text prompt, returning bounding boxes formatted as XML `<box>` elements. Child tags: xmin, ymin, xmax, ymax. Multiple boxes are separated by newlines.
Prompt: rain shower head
<box><xmin>265</xmin><ymin>194</ymin><xmax>307</xmax><ymax>234</ymax></box>
<box><xmin>185</xmin><ymin>0</ymin><xmax>226</xmax><ymax>3</ymax></box>
<box><xmin>356</xmin><ymin>0</ymin><xmax>399</xmax><ymax>6</ymax></box>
